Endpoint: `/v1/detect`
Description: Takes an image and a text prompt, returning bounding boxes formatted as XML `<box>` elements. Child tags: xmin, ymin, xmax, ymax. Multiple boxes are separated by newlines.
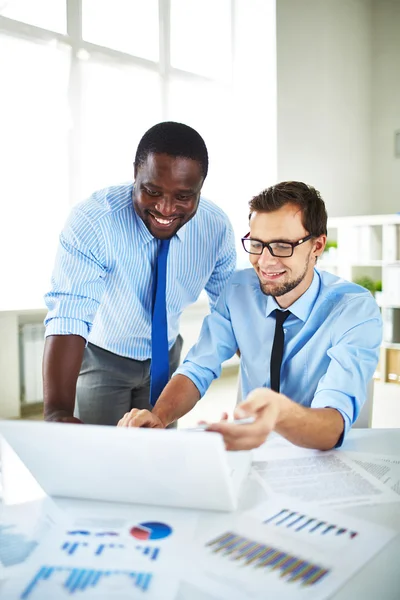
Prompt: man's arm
<box><xmin>203</xmin><ymin>219</ymin><xmax>236</xmax><ymax>307</ymax></box>
<box><xmin>118</xmin><ymin>283</ymin><xmax>239</xmax><ymax>428</ymax></box>
<box><xmin>209</xmin><ymin>295</ymin><xmax>382</xmax><ymax>451</ymax></box>
<box><xmin>117</xmin><ymin>375</ymin><xmax>200</xmax><ymax>428</ymax></box>
<box><xmin>43</xmin><ymin>335</ymin><xmax>86</xmax><ymax>423</ymax></box>
<box><xmin>43</xmin><ymin>207</ymin><xmax>108</xmax><ymax>423</ymax></box>
<box><xmin>207</xmin><ymin>389</ymin><xmax>344</xmax><ymax>451</ymax></box>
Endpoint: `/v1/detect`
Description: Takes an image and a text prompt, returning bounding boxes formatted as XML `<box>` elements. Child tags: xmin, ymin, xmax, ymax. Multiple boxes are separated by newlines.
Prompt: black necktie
<box><xmin>270</xmin><ymin>310</ymin><xmax>290</xmax><ymax>393</ymax></box>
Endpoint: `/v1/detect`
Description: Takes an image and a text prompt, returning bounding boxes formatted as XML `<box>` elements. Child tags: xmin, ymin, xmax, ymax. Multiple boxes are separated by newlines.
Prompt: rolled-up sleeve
<box><xmin>44</xmin><ymin>207</ymin><xmax>108</xmax><ymax>341</ymax></box>
<box><xmin>174</xmin><ymin>285</ymin><xmax>238</xmax><ymax>397</ymax></box>
<box><xmin>311</xmin><ymin>295</ymin><xmax>382</xmax><ymax>443</ymax></box>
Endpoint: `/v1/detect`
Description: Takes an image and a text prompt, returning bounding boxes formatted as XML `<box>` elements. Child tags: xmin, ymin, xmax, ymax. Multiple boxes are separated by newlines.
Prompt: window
<box><xmin>82</xmin><ymin>0</ymin><xmax>159</xmax><ymax>61</ymax></box>
<box><xmin>0</xmin><ymin>0</ymin><xmax>67</xmax><ymax>33</ymax></box>
<box><xmin>80</xmin><ymin>59</ymin><xmax>162</xmax><ymax>198</ymax></box>
<box><xmin>0</xmin><ymin>0</ymin><xmax>276</xmax><ymax>309</ymax></box>
<box><xmin>170</xmin><ymin>0</ymin><xmax>232</xmax><ymax>81</ymax></box>
<box><xmin>0</xmin><ymin>34</ymin><xmax>70</xmax><ymax>309</ymax></box>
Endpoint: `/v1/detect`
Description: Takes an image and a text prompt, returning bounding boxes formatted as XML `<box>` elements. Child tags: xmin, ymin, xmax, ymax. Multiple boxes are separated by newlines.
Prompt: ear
<box><xmin>312</xmin><ymin>235</ymin><xmax>326</xmax><ymax>258</ymax></box>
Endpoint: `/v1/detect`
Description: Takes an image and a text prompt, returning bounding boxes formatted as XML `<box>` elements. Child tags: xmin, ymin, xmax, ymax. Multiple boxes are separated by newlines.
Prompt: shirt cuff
<box><xmin>173</xmin><ymin>364</ymin><xmax>211</xmax><ymax>398</ymax></box>
<box><xmin>44</xmin><ymin>317</ymin><xmax>90</xmax><ymax>343</ymax></box>
<box><xmin>311</xmin><ymin>392</ymin><xmax>353</xmax><ymax>447</ymax></box>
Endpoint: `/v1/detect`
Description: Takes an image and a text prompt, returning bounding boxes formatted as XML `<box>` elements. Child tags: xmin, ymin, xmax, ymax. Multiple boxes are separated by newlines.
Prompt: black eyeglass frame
<box><xmin>241</xmin><ymin>233</ymin><xmax>313</xmax><ymax>257</ymax></box>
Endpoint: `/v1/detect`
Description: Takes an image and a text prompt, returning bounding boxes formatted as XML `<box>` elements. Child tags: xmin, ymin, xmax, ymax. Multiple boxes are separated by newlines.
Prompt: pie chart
<box><xmin>129</xmin><ymin>522</ymin><xmax>173</xmax><ymax>541</ymax></box>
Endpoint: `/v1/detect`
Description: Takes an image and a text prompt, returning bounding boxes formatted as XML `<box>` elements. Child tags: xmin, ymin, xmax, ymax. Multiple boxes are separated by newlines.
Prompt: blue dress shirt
<box><xmin>176</xmin><ymin>268</ymin><xmax>382</xmax><ymax>438</ymax></box>
<box><xmin>44</xmin><ymin>183</ymin><xmax>236</xmax><ymax>360</ymax></box>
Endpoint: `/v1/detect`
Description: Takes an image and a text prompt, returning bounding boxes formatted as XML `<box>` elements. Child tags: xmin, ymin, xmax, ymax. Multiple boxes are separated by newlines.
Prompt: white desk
<box><xmin>2</xmin><ymin>428</ymin><xmax>400</xmax><ymax>599</ymax></box>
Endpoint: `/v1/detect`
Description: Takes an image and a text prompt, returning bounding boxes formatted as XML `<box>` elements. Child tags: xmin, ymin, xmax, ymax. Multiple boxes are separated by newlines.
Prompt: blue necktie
<box><xmin>150</xmin><ymin>239</ymin><xmax>170</xmax><ymax>406</ymax></box>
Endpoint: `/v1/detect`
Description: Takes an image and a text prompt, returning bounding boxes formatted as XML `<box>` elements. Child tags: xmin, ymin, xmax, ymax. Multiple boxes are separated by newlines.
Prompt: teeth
<box><xmin>154</xmin><ymin>216</ymin><xmax>173</xmax><ymax>225</ymax></box>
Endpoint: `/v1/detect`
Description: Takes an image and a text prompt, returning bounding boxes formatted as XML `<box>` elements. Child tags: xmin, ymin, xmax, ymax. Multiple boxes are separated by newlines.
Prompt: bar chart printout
<box><xmin>60</xmin><ymin>540</ymin><xmax>160</xmax><ymax>561</ymax></box>
<box><xmin>19</xmin><ymin>565</ymin><xmax>153</xmax><ymax>599</ymax></box>
<box><xmin>206</xmin><ymin>532</ymin><xmax>330</xmax><ymax>588</ymax></box>
<box><xmin>263</xmin><ymin>508</ymin><xmax>358</xmax><ymax>541</ymax></box>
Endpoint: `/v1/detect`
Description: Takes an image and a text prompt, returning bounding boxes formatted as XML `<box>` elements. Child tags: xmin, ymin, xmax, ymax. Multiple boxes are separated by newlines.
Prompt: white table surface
<box><xmin>2</xmin><ymin>428</ymin><xmax>400</xmax><ymax>599</ymax></box>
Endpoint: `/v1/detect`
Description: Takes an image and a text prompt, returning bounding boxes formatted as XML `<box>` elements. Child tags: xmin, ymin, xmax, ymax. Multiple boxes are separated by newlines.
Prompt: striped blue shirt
<box><xmin>44</xmin><ymin>183</ymin><xmax>236</xmax><ymax>359</ymax></box>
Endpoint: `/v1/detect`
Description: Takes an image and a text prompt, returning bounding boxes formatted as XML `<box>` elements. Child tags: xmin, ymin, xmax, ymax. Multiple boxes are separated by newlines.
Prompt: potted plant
<box><xmin>374</xmin><ymin>280</ymin><xmax>383</xmax><ymax>306</ymax></box>
<box><xmin>353</xmin><ymin>276</ymin><xmax>376</xmax><ymax>296</ymax></box>
<box><xmin>324</xmin><ymin>240</ymin><xmax>338</xmax><ymax>261</ymax></box>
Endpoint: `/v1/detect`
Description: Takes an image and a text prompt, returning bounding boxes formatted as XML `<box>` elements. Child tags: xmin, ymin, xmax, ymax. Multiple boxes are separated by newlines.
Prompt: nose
<box><xmin>258</xmin><ymin>246</ymin><xmax>279</xmax><ymax>268</ymax></box>
<box><xmin>155</xmin><ymin>195</ymin><xmax>176</xmax><ymax>217</ymax></box>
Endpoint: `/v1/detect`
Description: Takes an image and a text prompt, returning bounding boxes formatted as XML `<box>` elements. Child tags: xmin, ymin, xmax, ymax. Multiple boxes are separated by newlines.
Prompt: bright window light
<box><xmin>80</xmin><ymin>60</ymin><xmax>162</xmax><ymax>199</ymax></box>
<box><xmin>0</xmin><ymin>0</ymin><xmax>67</xmax><ymax>33</ymax></box>
<box><xmin>82</xmin><ymin>0</ymin><xmax>159</xmax><ymax>61</ymax></box>
<box><xmin>170</xmin><ymin>0</ymin><xmax>232</xmax><ymax>81</ymax></box>
<box><xmin>0</xmin><ymin>35</ymin><xmax>70</xmax><ymax>310</ymax></box>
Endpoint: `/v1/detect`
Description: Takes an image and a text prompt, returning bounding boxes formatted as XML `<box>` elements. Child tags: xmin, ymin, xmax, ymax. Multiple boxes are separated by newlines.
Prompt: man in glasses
<box><xmin>118</xmin><ymin>181</ymin><xmax>382</xmax><ymax>451</ymax></box>
<box><xmin>43</xmin><ymin>122</ymin><xmax>236</xmax><ymax>426</ymax></box>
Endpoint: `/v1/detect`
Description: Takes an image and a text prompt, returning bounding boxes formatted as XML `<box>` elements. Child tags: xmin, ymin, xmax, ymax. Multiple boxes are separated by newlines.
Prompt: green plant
<box><xmin>375</xmin><ymin>280</ymin><xmax>382</xmax><ymax>292</ymax></box>
<box><xmin>353</xmin><ymin>276</ymin><xmax>376</xmax><ymax>294</ymax></box>
<box><xmin>324</xmin><ymin>240</ymin><xmax>338</xmax><ymax>251</ymax></box>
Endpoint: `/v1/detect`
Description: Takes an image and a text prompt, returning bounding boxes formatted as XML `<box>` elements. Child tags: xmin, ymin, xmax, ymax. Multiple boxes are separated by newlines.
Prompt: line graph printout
<box><xmin>0</xmin><ymin>497</ymin><xmax>66</xmax><ymax>574</ymax></box>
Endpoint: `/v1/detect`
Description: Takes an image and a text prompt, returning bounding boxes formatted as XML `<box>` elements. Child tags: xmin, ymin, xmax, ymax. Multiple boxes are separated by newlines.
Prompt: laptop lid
<box><xmin>0</xmin><ymin>420</ymin><xmax>243</xmax><ymax>512</ymax></box>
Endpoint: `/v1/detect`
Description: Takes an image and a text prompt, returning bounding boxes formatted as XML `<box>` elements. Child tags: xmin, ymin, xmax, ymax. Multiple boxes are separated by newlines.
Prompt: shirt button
<box><xmin>283</xmin><ymin>329</ymin><xmax>287</xmax><ymax>333</ymax></box>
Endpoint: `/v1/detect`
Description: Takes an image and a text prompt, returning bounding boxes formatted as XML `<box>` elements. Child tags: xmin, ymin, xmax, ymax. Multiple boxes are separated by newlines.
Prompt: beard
<box><xmin>258</xmin><ymin>256</ymin><xmax>310</xmax><ymax>298</ymax></box>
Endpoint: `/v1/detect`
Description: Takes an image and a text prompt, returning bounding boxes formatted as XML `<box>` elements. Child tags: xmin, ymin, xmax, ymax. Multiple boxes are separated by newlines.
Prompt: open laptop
<box><xmin>0</xmin><ymin>420</ymin><xmax>251</xmax><ymax>512</ymax></box>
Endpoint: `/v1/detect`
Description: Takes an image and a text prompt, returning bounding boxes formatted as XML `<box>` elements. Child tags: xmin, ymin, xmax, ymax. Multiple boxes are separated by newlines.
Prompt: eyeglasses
<box><xmin>241</xmin><ymin>233</ymin><xmax>313</xmax><ymax>257</ymax></box>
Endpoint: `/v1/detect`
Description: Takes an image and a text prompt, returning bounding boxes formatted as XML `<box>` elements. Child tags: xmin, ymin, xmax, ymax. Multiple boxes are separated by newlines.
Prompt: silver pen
<box><xmin>186</xmin><ymin>416</ymin><xmax>255</xmax><ymax>432</ymax></box>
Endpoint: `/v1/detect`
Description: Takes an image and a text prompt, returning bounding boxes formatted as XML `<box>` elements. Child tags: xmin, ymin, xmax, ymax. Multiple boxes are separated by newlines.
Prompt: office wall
<box><xmin>371</xmin><ymin>0</ymin><xmax>400</xmax><ymax>214</ymax></box>
<box><xmin>276</xmin><ymin>0</ymin><xmax>373</xmax><ymax>216</ymax></box>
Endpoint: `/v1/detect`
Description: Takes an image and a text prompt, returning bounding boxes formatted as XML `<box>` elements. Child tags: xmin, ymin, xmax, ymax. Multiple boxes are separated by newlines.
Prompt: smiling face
<box><xmin>133</xmin><ymin>152</ymin><xmax>204</xmax><ymax>240</ymax></box>
<box><xmin>248</xmin><ymin>204</ymin><xmax>326</xmax><ymax>308</ymax></box>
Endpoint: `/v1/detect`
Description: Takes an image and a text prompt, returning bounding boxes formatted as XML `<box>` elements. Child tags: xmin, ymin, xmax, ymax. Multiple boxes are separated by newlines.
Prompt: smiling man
<box><xmin>43</xmin><ymin>122</ymin><xmax>236</xmax><ymax>425</ymax></box>
<box><xmin>118</xmin><ymin>181</ymin><xmax>382</xmax><ymax>451</ymax></box>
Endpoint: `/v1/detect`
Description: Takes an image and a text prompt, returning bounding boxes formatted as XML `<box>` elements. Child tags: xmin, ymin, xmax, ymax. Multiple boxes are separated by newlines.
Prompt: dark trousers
<box><xmin>74</xmin><ymin>336</ymin><xmax>183</xmax><ymax>426</ymax></box>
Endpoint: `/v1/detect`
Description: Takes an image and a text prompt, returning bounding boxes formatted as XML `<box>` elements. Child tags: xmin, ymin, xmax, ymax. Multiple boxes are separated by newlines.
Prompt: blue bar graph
<box><xmin>59</xmin><ymin>540</ymin><xmax>160</xmax><ymax>561</ymax></box>
<box><xmin>136</xmin><ymin>545</ymin><xmax>160</xmax><ymax>561</ymax></box>
<box><xmin>263</xmin><ymin>508</ymin><xmax>358</xmax><ymax>540</ymax></box>
<box><xmin>20</xmin><ymin>566</ymin><xmax>153</xmax><ymax>598</ymax></box>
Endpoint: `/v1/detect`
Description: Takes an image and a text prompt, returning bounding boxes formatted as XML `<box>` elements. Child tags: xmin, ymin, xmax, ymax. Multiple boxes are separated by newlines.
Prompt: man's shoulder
<box><xmin>196</xmin><ymin>197</ymin><xmax>231</xmax><ymax>229</ymax></box>
<box><xmin>74</xmin><ymin>183</ymin><xmax>133</xmax><ymax>223</ymax></box>
<box><xmin>317</xmin><ymin>269</ymin><xmax>378</xmax><ymax>309</ymax></box>
<box><xmin>229</xmin><ymin>268</ymin><xmax>258</xmax><ymax>286</ymax></box>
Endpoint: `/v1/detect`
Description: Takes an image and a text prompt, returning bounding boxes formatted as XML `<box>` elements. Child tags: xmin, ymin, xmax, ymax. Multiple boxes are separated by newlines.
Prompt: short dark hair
<box><xmin>134</xmin><ymin>121</ymin><xmax>209</xmax><ymax>179</ymax></box>
<box><xmin>249</xmin><ymin>181</ymin><xmax>327</xmax><ymax>236</ymax></box>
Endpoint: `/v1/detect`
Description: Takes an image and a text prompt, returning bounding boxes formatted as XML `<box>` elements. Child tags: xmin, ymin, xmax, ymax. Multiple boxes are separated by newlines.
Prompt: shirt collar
<box><xmin>132</xmin><ymin>184</ymin><xmax>189</xmax><ymax>245</ymax></box>
<box><xmin>264</xmin><ymin>269</ymin><xmax>321</xmax><ymax>322</ymax></box>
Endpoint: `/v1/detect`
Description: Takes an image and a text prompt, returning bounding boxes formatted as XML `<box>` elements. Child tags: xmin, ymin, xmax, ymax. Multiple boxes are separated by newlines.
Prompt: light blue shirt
<box><xmin>176</xmin><ymin>268</ymin><xmax>382</xmax><ymax>438</ymax></box>
<box><xmin>44</xmin><ymin>183</ymin><xmax>236</xmax><ymax>359</ymax></box>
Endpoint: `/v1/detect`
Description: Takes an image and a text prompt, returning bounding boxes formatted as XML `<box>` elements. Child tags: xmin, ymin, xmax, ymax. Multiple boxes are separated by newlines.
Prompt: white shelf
<box><xmin>328</xmin><ymin>213</ymin><xmax>400</xmax><ymax>384</ymax></box>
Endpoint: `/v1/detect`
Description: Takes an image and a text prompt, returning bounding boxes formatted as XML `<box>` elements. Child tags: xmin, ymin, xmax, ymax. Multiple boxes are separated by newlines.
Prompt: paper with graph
<box><xmin>1</xmin><ymin>503</ymin><xmax>197</xmax><ymax>599</ymax></box>
<box><xmin>187</xmin><ymin>501</ymin><xmax>396</xmax><ymax>600</ymax></box>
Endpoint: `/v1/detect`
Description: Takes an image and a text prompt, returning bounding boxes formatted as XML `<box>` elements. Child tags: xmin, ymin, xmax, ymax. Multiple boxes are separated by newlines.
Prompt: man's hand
<box><xmin>44</xmin><ymin>410</ymin><xmax>83</xmax><ymax>424</ymax></box>
<box><xmin>206</xmin><ymin>388</ymin><xmax>283</xmax><ymax>450</ymax></box>
<box><xmin>117</xmin><ymin>409</ymin><xmax>165</xmax><ymax>429</ymax></box>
